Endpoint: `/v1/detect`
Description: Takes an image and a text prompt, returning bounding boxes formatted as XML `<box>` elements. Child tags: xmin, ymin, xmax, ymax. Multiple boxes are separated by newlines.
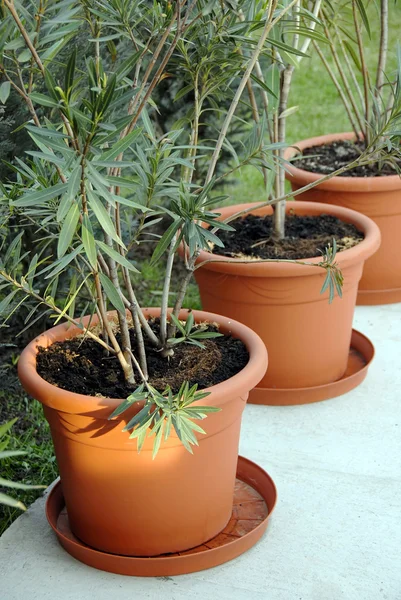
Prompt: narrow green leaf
<box><xmin>150</xmin><ymin>219</ymin><xmax>181</xmax><ymax>265</ymax></box>
<box><xmin>99</xmin><ymin>74</ymin><xmax>116</xmax><ymax>115</ymax></box>
<box><xmin>99</xmin><ymin>272</ymin><xmax>125</xmax><ymax>313</ymax></box>
<box><xmin>141</xmin><ymin>107</ymin><xmax>155</xmax><ymax>141</ymax></box>
<box><xmin>64</xmin><ymin>47</ymin><xmax>77</xmax><ymax>98</ymax></box>
<box><xmin>354</xmin><ymin>0</ymin><xmax>371</xmax><ymax>37</ymax></box>
<box><xmin>123</xmin><ymin>403</ymin><xmax>151</xmax><ymax>432</ymax></box>
<box><xmin>115</xmin><ymin>50</ymin><xmax>142</xmax><ymax>80</ymax></box>
<box><xmin>99</xmin><ymin>128</ymin><xmax>142</xmax><ymax>161</ymax></box>
<box><xmin>4</xmin><ymin>231</ymin><xmax>23</xmax><ymax>267</ymax></box>
<box><xmin>42</xmin><ymin>245</ymin><xmax>83</xmax><ymax>279</ymax></box>
<box><xmin>0</xmin><ymin>81</ymin><xmax>11</xmax><ymax>104</ymax></box>
<box><xmin>0</xmin><ymin>290</ymin><xmax>19</xmax><ymax>315</ymax></box>
<box><xmin>57</xmin><ymin>202</ymin><xmax>80</xmax><ymax>258</ymax></box>
<box><xmin>87</xmin><ymin>190</ymin><xmax>126</xmax><ymax>248</ymax></box>
<box><xmin>343</xmin><ymin>40</ymin><xmax>362</xmax><ymax>71</ymax></box>
<box><xmin>184</xmin><ymin>312</ymin><xmax>194</xmax><ymax>334</ymax></box>
<box><xmin>54</xmin><ymin>276</ymin><xmax>89</xmax><ymax>324</ymax></box>
<box><xmin>152</xmin><ymin>419</ymin><xmax>164</xmax><ymax>459</ymax></box>
<box><xmin>0</xmin><ymin>491</ymin><xmax>26</xmax><ymax>510</ymax></box>
<box><xmin>29</xmin><ymin>93</ymin><xmax>59</xmax><ymax>108</ymax></box>
<box><xmin>0</xmin><ymin>418</ymin><xmax>18</xmax><ymax>438</ymax></box>
<box><xmin>57</xmin><ymin>194</ymin><xmax>72</xmax><ymax>222</ymax></box>
<box><xmin>12</xmin><ymin>183</ymin><xmax>68</xmax><ymax>207</ymax></box>
<box><xmin>0</xmin><ymin>477</ymin><xmax>45</xmax><ymax>491</ymax></box>
<box><xmin>96</xmin><ymin>241</ymin><xmax>139</xmax><ymax>273</ymax></box>
<box><xmin>82</xmin><ymin>215</ymin><xmax>97</xmax><ymax>269</ymax></box>
<box><xmin>26</xmin><ymin>150</ymin><xmax>65</xmax><ymax>166</ymax></box>
<box><xmin>190</xmin><ymin>331</ymin><xmax>223</xmax><ymax>340</ymax></box>
<box><xmin>17</xmin><ymin>49</ymin><xmax>32</xmax><ymax>63</ymax></box>
<box><xmin>169</xmin><ymin>313</ymin><xmax>186</xmax><ymax>335</ymax></box>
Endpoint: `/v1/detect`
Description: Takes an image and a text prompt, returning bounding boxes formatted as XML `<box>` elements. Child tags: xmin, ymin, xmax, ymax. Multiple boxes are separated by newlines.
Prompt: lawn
<box><xmin>0</xmin><ymin>3</ymin><xmax>399</xmax><ymax>534</ymax></box>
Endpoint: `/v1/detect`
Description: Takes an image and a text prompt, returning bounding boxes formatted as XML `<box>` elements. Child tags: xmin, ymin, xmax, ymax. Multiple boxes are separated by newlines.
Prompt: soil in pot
<box><xmin>213</xmin><ymin>212</ymin><xmax>364</xmax><ymax>260</ymax></box>
<box><xmin>36</xmin><ymin>319</ymin><xmax>249</xmax><ymax>397</ymax></box>
<box><xmin>294</xmin><ymin>139</ymin><xmax>399</xmax><ymax>178</ymax></box>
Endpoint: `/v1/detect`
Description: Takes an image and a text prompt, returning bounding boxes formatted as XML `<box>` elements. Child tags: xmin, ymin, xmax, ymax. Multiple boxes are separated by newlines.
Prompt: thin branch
<box><xmin>28</xmin><ymin>0</ymin><xmax>45</xmax><ymax>94</ymax></box>
<box><xmin>375</xmin><ymin>0</ymin><xmax>388</xmax><ymax>98</ymax></box>
<box><xmin>335</xmin><ymin>22</ymin><xmax>365</xmax><ymax>111</ymax></box>
<box><xmin>297</xmin><ymin>0</ymin><xmax>322</xmax><ymax>58</ymax></box>
<box><xmin>352</xmin><ymin>0</ymin><xmax>370</xmax><ymax>140</ymax></box>
<box><xmin>205</xmin><ymin>0</ymin><xmax>291</xmax><ymax>186</ymax></box>
<box><xmin>160</xmin><ymin>234</ymin><xmax>177</xmax><ymax>346</ymax></box>
<box><xmin>93</xmin><ymin>272</ymin><xmax>135</xmax><ymax>385</ymax></box>
<box><xmin>313</xmin><ymin>41</ymin><xmax>360</xmax><ymax>138</ymax></box>
<box><xmin>322</xmin><ymin>19</ymin><xmax>365</xmax><ymax>135</ymax></box>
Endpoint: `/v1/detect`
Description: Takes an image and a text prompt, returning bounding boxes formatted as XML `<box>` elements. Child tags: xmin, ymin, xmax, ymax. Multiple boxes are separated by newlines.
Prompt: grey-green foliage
<box><xmin>0</xmin><ymin>0</ymin><xmax>287</xmax><ymax>455</ymax></box>
<box><xmin>109</xmin><ymin>381</ymin><xmax>220</xmax><ymax>458</ymax></box>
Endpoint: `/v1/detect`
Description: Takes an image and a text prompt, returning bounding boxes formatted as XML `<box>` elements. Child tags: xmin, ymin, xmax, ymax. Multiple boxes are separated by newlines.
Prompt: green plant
<box><xmin>0</xmin><ymin>418</ymin><xmax>45</xmax><ymax>510</ymax></box>
<box><xmin>313</xmin><ymin>0</ymin><xmax>401</xmax><ymax>154</ymax></box>
<box><xmin>0</xmin><ymin>0</ymin><xmax>302</xmax><ymax>457</ymax></box>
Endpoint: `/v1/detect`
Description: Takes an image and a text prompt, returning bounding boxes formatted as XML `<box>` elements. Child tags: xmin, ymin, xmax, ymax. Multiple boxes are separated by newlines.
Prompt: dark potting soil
<box><xmin>212</xmin><ymin>213</ymin><xmax>364</xmax><ymax>261</ymax></box>
<box><xmin>36</xmin><ymin>319</ymin><xmax>249</xmax><ymax>398</ymax></box>
<box><xmin>294</xmin><ymin>139</ymin><xmax>399</xmax><ymax>177</ymax></box>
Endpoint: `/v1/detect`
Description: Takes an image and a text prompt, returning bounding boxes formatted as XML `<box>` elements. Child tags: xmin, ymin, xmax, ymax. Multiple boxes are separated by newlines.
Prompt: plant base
<box><xmin>248</xmin><ymin>329</ymin><xmax>374</xmax><ymax>406</ymax></box>
<box><xmin>45</xmin><ymin>456</ymin><xmax>277</xmax><ymax>577</ymax></box>
<box><xmin>357</xmin><ymin>286</ymin><xmax>401</xmax><ymax>306</ymax></box>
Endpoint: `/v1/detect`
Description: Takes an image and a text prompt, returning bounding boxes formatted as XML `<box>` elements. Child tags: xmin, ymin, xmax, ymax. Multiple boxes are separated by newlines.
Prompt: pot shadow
<box><xmin>59</xmin><ymin>398</ymin><xmax>145</xmax><ymax>440</ymax></box>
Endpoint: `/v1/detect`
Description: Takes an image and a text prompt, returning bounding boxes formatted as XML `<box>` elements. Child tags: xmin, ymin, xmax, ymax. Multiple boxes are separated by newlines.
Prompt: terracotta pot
<box><xmin>18</xmin><ymin>308</ymin><xmax>267</xmax><ymax>557</ymax></box>
<box><xmin>194</xmin><ymin>201</ymin><xmax>380</xmax><ymax>390</ymax></box>
<box><xmin>284</xmin><ymin>132</ymin><xmax>401</xmax><ymax>305</ymax></box>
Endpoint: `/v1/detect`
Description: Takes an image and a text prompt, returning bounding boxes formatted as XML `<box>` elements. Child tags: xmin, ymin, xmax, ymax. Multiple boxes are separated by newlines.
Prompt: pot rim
<box><xmin>194</xmin><ymin>200</ymin><xmax>381</xmax><ymax>277</ymax></box>
<box><xmin>284</xmin><ymin>132</ymin><xmax>401</xmax><ymax>192</ymax></box>
<box><xmin>18</xmin><ymin>308</ymin><xmax>268</xmax><ymax>415</ymax></box>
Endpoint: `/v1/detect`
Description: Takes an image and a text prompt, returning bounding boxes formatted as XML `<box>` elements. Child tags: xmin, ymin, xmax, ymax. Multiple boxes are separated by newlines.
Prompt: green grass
<box><xmin>0</xmin><ymin>378</ymin><xmax>58</xmax><ymax>534</ymax></box>
<box><xmin>1</xmin><ymin>7</ymin><xmax>400</xmax><ymax>533</ymax></box>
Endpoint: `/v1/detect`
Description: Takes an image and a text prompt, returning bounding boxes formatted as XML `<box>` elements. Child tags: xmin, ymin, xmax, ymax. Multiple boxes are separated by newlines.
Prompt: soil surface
<box><xmin>213</xmin><ymin>213</ymin><xmax>364</xmax><ymax>260</ymax></box>
<box><xmin>294</xmin><ymin>139</ymin><xmax>399</xmax><ymax>177</ymax></box>
<box><xmin>36</xmin><ymin>319</ymin><xmax>249</xmax><ymax>397</ymax></box>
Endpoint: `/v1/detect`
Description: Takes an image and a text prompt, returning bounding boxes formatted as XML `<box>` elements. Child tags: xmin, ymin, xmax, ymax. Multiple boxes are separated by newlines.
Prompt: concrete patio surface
<box><xmin>1</xmin><ymin>304</ymin><xmax>400</xmax><ymax>600</ymax></box>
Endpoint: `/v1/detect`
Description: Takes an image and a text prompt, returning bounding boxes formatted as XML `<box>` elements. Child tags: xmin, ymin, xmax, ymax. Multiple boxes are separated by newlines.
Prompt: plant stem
<box><xmin>313</xmin><ymin>41</ymin><xmax>360</xmax><ymax>138</ymax></box>
<box><xmin>205</xmin><ymin>0</ymin><xmax>288</xmax><ymax>186</ymax></box>
<box><xmin>375</xmin><ymin>0</ymin><xmax>388</xmax><ymax>98</ymax></box>
<box><xmin>323</xmin><ymin>19</ymin><xmax>365</xmax><ymax>135</ymax></box>
<box><xmin>28</xmin><ymin>0</ymin><xmax>44</xmax><ymax>94</ymax></box>
<box><xmin>93</xmin><ymin>272</ymin><xmax>135</xmax><ymax>385</ymax></box>
<box><xmin>335</xmin><ymin>23</ymin><xmax>365</xmax><ymax>114</ymax></box>
<box><xmin>297</xmin><ymin>0</ymin><xmax>322</xmax><ymax>58</ymax></box>
<box><xmin>274</xmin><ymin>65</ymin><xmax>294</xmax><ymax>240</ymax></box>
<box><xmin>352</xmin><ymin>0</ymin><xmax>370</xmax><ymax>141</ymax></box>
<box><xmin>160</xmin><ymin>234</ymin><xmax>177</xmax><ymax>346</ymax></box>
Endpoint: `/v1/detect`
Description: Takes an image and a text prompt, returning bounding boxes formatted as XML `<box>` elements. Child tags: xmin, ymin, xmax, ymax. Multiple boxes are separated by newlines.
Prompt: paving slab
<box><xmin>1</xmin><ymin>304</ymin><xmax>400</xmax><ymax>600</ymax></box>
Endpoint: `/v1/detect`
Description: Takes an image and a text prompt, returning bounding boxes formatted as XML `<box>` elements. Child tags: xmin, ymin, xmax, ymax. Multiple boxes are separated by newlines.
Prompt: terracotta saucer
<box><xmin>248</xmin><ymin>329</ymin><xmax>374</xmax><ymax>406</ymax></box>
<box><xmin>45</xmin><ymin>456</ymin><xmax>277</xmax><ymax>577</ymax></box>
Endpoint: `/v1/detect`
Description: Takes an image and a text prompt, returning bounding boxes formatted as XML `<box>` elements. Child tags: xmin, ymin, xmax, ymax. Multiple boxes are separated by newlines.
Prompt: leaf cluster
<box><xmin>109</xmin><ymin>381</ymin><xmax>220</xmax><ymax>458</ymax></box>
